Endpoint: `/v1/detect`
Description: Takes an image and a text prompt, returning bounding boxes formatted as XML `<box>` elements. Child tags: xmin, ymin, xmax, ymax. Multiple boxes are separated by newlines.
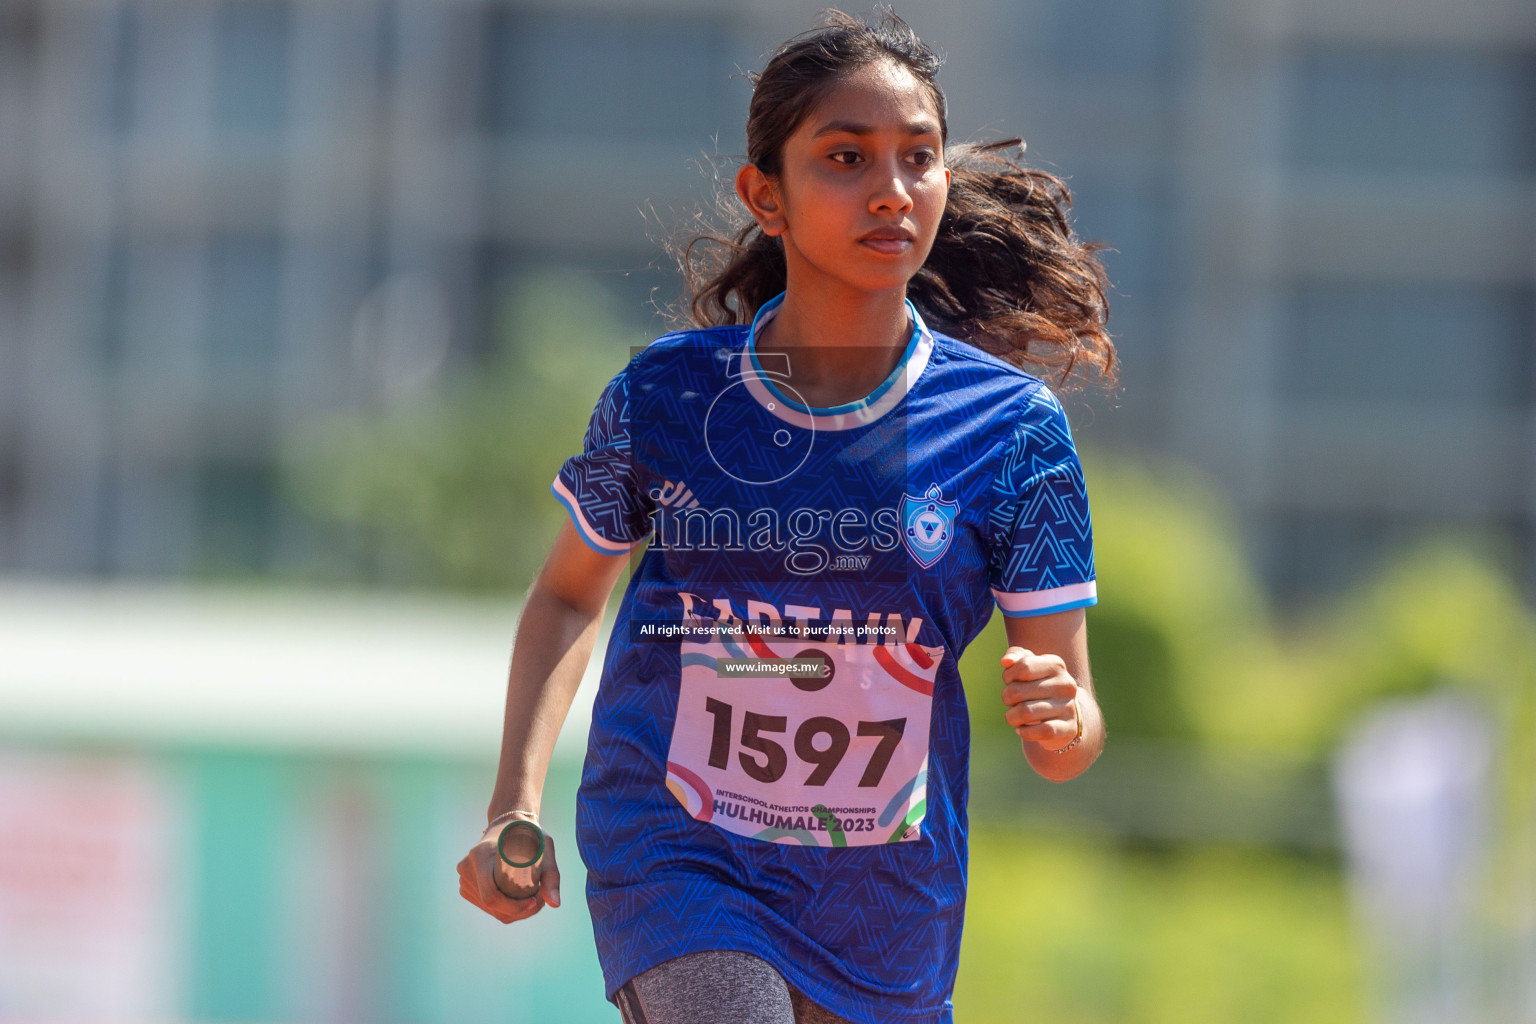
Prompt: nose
<box><xmin>869</xmin><ymin>159</ymin><xmax>914</xmax><ymax>215</ymax></box>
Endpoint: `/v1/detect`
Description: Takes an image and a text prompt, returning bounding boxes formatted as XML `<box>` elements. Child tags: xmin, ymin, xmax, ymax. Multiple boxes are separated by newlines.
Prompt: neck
<box><xmin>754</xmin><ymin>275</ymin><xmax>912</xmax><ymax>404</ymax></box>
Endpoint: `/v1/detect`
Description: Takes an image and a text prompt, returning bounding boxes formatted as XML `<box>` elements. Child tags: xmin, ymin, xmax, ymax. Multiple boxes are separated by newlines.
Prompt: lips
<box><xmin>859</xmin><ymin>227</ymin><xmax>915</xmax><ymax>254</ymax></box>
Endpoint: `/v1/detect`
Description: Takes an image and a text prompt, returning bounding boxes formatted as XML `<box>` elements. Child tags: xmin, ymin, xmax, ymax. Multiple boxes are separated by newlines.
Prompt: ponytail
<box><xmin>910</xmin><ymin>139</ymin><xmax>1114</xmax><ymax>385</ymax></box>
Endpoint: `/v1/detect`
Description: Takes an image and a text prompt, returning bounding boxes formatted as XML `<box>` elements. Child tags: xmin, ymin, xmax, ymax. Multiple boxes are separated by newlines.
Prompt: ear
<box><xmin>735</xmin><ymin>163</ymin><xmax>787</xmax><ymax>238</ymax></box>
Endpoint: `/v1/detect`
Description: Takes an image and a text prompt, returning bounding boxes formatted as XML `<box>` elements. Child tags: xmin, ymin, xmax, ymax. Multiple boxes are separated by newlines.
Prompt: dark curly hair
<box><xmin>676</xmin><ymin>9</ymin><xmax>1116</xmax><ymax>387</ymax></box>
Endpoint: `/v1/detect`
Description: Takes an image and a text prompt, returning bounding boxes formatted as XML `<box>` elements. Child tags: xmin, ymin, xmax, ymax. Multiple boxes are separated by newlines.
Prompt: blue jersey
<box><xmin>551</xmin><ymin>294</ymin><xmax>1095</xmax><ymax>1024</ymax></box>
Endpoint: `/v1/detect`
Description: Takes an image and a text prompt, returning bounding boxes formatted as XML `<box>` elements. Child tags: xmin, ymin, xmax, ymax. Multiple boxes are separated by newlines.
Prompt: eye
<box><xmin>829</xmin><ymin>150</ymin><xmax>862</xmax><ymax>166</ymax></box>
<box><xmin>908</xmin><ymin>149</ymin><xmax>938</xmax><ymax>168</ymax></box>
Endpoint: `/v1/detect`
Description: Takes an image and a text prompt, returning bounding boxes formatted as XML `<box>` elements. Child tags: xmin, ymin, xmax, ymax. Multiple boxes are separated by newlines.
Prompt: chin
<box><xmin>862</xmin><ymin>273</ymin><xmax>924</xmax><ymax>296</ymax></box>
<box><xmin>791</xmin><ymin>248</ymin><xmax>925</xmax><ymax>296</ymax></box>
<box><xmin>836</xmin><ymin>261</ymin><xmax>924</xmax><ymax>295</ymax></box>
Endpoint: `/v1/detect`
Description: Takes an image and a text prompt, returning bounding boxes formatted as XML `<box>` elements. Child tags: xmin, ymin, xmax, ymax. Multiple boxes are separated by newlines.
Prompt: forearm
<box><xmin>486</xmin><ymin>582</ymin><xmax>607</xmax><ymax>822</ymax></box>
<box><xmin>1000</xmin><ymin>608</ymin><xmax>1102</xmax><ymax>784</ymax></box>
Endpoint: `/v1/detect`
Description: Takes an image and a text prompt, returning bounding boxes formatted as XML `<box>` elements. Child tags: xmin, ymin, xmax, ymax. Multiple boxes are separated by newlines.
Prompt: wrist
<box><xmin>1043</xmin><ymin>698</ymin><xmax>1084</xmax><ymax>754</ymax></box>
<box><xmin>484</xmin><ymin>808</ymin><xmax>540</xmax><ymax>838</ymax></box>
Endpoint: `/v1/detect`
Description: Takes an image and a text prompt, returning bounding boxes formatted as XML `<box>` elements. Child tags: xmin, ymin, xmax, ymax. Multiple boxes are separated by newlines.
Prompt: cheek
<box><xmin>786</xmin><ymin>179</ymin><xmax>860</xmax><ymax>232</ymax></box>
<box><xmin>915</xmin><ymin>177</ymin><xmax>950</xmax><ymax>225</ymax></box>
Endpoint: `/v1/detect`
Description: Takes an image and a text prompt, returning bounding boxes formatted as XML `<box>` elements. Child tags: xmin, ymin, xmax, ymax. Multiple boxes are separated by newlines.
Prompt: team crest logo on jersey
<box><xmin>902</xmin><ymin>484</ymin><xmax>958</xmax><ymax>568</ymax></box>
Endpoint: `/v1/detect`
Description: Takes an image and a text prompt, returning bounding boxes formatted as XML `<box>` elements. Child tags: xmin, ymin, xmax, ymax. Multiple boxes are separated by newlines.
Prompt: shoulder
<box><xmin>595</xmin><ymin>325</ymin><xmax>746</xmax><ymax>395</ymax></box>
<box><xmin>633</xmin><ymin>324</ymin><xmax>747</xmax><ymax>361</ymax></box>
<box><xmin>925</xmin><ymin>327</ymin><xmax>1049</xmax><ymax>387</ymax></box>
<box><xmin>923</xmin><ymin>328</ymin><xmax>1062</xmax><ymax>420</ymax></box>
<box><xmin>614</xmin><ymin>324</ymin><xmax>747</xmax><ymax>385</ymax></box>
<box><xmin>920</xmin><ymin>334</ymin><xmax>1078</xmax><ymax>469</ymax></box>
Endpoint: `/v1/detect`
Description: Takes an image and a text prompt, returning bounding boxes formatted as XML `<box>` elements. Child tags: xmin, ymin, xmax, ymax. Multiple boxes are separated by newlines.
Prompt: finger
<box><xmin>1001</xmin><ymin>676</ymin><xmax>1077</xmax><ymax>706</ymax></box>
<box><xmin>540</xmin><ymin>835</ymin><xmax>562</xmax><ymax>908</ymax></box>
<box><xmin>1002</xmin><ymin>652</ymin><xmax>1068</xmax><ymax>684</ymax></box>
<box><xmin>1000</xmin><ymin>646</ymin><xmax>1034</xmax><ymax>669</ymax></box>
<box><xmin>501</xmin><ymin>895</ymin><xmax>542</xmax><ymax>922</ymax></box>
<box><xmin>1017</xmin><ymin>719</ymin><xmax>1076</xmax><ymax>747</ymax></box>
<box><xmin>1000</xmin><ymin>649</ymin><xmax>1062</xmax><ymax>681</ymax></box>
<box><xmin>479</xmin><ymin>868</ymin><xmax>541</xmax><ymax>922</ymax></box>
<box><xmin>1004</xmin><ymin>698</ymin><xmax>1073</xmax><ymax>729</ymax></box>
<box><xmin>460</xmin><ymin>878</ymin><xmax>517</xmax><ymax>924</ymax></box>
<box><xmin>473</xmin><ymin>845</ymin><xmax>540</xmax><ymax>919</ymax></box>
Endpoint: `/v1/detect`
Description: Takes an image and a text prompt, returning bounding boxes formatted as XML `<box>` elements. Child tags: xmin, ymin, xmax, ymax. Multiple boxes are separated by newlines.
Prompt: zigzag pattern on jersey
<box><xmin>585</xmin><ymin>365</ymin><xmax>629</xmax><ymax>450</ymax></box>
<box><xmin>985</xmin><ymin>382</ymin><xmax>1095</xmax><ymax>594</ymax></box>
<box><xmin>559</xmin><ymin>367</ymin><xmax>657</xmax><ymax>545</ymax></box>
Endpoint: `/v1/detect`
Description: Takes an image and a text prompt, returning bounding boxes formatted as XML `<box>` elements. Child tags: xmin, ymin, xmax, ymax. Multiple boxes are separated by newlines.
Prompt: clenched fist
<box><xmin>1000</xmin><ymin>646</ymin><xmax>1081</xmax><ymax>751</ymax></box>
<box><xmin>457</xmin><ymin>828</ymin><xmax>562</xmax><ymax>924</ymax></box>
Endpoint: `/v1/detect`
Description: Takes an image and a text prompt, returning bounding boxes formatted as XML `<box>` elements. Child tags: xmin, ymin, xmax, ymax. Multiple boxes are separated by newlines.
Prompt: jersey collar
<box><xmin>736</xmin><ymin>292</ymin><xmax>934</xmax><ymax>432</ymax></box>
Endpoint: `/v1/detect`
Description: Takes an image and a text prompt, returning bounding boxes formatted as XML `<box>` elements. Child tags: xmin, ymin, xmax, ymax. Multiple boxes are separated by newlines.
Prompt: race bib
<box><xmin>664</xmin><ymin>624</ymin><xmax>940</xmax><ymax>847</ymax></box>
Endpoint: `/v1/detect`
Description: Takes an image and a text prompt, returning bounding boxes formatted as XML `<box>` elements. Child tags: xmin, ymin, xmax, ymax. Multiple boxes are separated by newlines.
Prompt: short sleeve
<box><xmin>550</xmin><ymin>367</ymin><xmax>654</xmax><ymax>554</ymax></box>
<box><xmin>986</xmin><ymin>384</ymin><xmax>1097</xmax><ymax>617</ymax></box>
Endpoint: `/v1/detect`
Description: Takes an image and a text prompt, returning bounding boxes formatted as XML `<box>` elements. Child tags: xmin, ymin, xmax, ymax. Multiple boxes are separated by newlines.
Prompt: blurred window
<box><xmin>1044</xmin><ymin>0</ymin><xmax>1182</xmax><ymax>83</ymax></box>
<box><xmin>0</xmin><ymin>444</ymin><xmax>17</xmax><ymax>569</ymax></box>
<box><xmin>1065</xmin><ymin>178</ymin><xmax>1174</xmax><ymax>297</ymax></box>
<box><xmin>1286</xmin><ymin>49</ymin><xmax>1536</xmax><ymax>175</ymax></box>
<box><xmin>480</xmin><ymin>10</ymin><xmax>736</xmax><ymax>139</ymax></box>
<box><xmin>1264</xmin><ymin>511</ymin><xmax>1402</xmax><ymax>601</ymax></box>
<box><xmin>1279</xmin><ymin>284</ymin><xmax>1533</xmax><ymax>406</ymax></box>
<box><xmin>1058</xmin><ymin>179</ymin><xmax>1174</xmax><ymax>374</ymax></box>
<box><xmin>98</xmin><ymin>240</ymin><xmax>132</xmax><ymax>369</ymax></box>
<box><xmin>196</xmin><ymin>461</ymin><xmax>275</xmax><ymax>573</ymax></box>
<box><xmin>471</xmin><ymin>245</ymin><xmax>668</xmax><ymax>360</ymax></box>
<box><xmin>1266</xmin><ymin>512</ymin><xmax>1526</xmax><ymax>602</ymax></box>
<box><xmin>105</xmin><ymin>5</ymin><xmax>140</xmax><ymax>132</ymax></box>
<box><xmin>214</xmin><ymin>0</ymin><xmax>291</xmax><ymax>134</ymax></box>
<box><xmin>205</xmin><ymin>235</ymin><xmax>283</xmax><ymax>374</ymax></box>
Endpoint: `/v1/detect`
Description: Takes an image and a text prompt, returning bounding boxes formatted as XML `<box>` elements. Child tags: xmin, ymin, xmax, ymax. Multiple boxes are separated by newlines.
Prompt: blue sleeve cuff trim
<box><xmin>996</xmin><ymin>595</ymin><xmax>1098</xmax><ymax>618</ymax></box>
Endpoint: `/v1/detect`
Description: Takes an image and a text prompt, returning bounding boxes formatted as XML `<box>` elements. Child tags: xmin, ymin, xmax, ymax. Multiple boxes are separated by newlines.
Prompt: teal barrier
<box><xmin>163</xmin><ymin>747</ymin><xmax>611</xmax><ymax>1023</ymax></box>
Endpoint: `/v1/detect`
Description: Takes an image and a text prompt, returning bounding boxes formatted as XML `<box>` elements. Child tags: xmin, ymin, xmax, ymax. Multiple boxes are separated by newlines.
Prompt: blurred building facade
<box><xmin>0</xmin><ymin>0</ymin><xmax>1533</xmax><ymax>599</ymax></box>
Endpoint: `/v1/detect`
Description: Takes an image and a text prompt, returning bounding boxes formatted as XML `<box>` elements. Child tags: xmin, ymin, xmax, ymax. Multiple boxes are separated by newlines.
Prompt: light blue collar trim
<box><xmin>742</xmin><ymin>292</ymin><xmax>930</xmax><ymax>425</ymax></box>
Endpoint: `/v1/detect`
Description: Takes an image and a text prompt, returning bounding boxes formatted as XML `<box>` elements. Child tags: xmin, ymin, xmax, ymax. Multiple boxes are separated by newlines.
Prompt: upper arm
<box><xmin>536</xmin><ymin>519</ymin><xmax>632</xmax><ymax>620</ymax></box>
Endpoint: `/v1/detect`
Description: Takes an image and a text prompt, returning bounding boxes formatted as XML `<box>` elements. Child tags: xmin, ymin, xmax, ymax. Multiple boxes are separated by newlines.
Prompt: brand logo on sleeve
<box><xmin>902</xmin><ymin>484</ymin><xmax>958</xmax><ymax>568</ymax></box>
<box><xmin>649</xmin><ymin>479</ymin><xmax>701</xmax><ymax>509</ymax></box>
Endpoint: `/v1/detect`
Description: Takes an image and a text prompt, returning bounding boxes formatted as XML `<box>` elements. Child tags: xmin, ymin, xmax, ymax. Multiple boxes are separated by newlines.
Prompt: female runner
<box><xmin>458</xmin><ymin>10</ymin><xmax>1116</xmax><ymax>1024</ymax></box>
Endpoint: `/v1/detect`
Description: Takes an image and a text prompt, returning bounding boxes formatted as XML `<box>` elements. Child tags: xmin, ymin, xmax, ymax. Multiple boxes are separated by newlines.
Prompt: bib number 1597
<box><xmin>703</xmin><ymin>697</ymin><xmax>906</xmax><ymax>788</ymax></box>
<box><xmin>665</xmin><ymin>636</ymin><xmax>938</xmax><ymax>847</ymax></box>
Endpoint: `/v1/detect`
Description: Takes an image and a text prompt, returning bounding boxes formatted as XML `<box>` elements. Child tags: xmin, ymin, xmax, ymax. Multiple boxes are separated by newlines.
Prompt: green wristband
<box><xmin>497</xmin><ymin>819</ymin><xmax>545</xmax><ymax>869</ymax></box>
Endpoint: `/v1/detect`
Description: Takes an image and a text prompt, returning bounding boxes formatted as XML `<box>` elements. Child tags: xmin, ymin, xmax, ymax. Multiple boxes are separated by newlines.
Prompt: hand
<box><xmin>456</xmin><ymin>828</ymin><xmax>562</xmax><ymax>924</ymax></box>
<box><xmin>1000</xmin><ymin>646</ymin><xmax>1080</xmax><ymax>751</ymax></box>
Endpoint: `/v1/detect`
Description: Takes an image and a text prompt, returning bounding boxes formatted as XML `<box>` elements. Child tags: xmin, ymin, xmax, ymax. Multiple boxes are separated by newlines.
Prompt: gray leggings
<box><xmin>613</xmin><ymin>950</ymin><xmax>853</xmax><ymax>1024</ymax></box>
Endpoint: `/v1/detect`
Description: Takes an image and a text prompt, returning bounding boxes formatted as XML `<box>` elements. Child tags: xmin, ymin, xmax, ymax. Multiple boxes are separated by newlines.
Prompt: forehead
<box><xmin>798</xmin><ymin>60</ymin><xmax>943</xmax><ymax>135</ymax></box>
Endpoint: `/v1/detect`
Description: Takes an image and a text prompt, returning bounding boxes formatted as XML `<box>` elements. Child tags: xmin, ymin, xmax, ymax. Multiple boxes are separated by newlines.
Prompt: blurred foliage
<box><xmin>956</xmin><ymin>825</ymin><xmax>1366</xmax><ymax>1024</ymax></box>
<box><xmin>960</xmin><ymin>449</ymin><xmax>1289</xmax><ymax>763</ymax></box>
<box><xmin>284</xmin><ymin>273</ymin><xmax>634</xmax><ymax>592</ymax></box>
<box><xmin>1063</xmin><ymin>453</ymin><xmax>1279</xmax><ymax>748</ymax></box>
<box><xmin>963</xmin><ymin>450</ymin><xmax>1536</xmax><ymax>761</ymax></box>
<box><xmin>1299</xmin><ymin>542</ymin><xmax>1536</xmax><ymax>743</ymax></box>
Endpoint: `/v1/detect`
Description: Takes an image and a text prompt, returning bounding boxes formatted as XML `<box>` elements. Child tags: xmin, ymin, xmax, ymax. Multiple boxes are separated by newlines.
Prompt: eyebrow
<box><xmin>810</xmin><ymin>119</ymin><xmax>942</xmax><ymax>139</ymax></box>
